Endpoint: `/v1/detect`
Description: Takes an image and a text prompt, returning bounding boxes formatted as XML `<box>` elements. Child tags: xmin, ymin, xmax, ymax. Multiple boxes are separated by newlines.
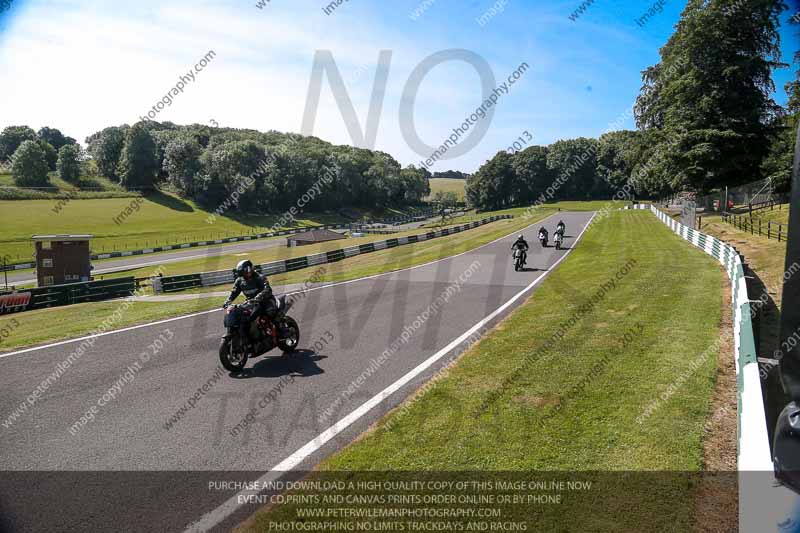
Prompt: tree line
<box><xmin>467</xmin><ymin>0</ymin><xmax>797</xmax><ymax>210</ymax></box>
<box><xmin>0</xmin><ymin>126</ymin><xmax>82</xmax><ymax>186</ymax></box>
<box><xmin>1</xmin><ymin>122</ymin><xmax>432</xmax><ymax>213</ymax></box>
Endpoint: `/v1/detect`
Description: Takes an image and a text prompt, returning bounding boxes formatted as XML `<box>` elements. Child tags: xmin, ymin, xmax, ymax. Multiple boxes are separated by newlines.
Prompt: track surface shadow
<box><xmin>231</xmin><ymin>350</ymin><xmax>326</xmax><ymax>379</ymax></box>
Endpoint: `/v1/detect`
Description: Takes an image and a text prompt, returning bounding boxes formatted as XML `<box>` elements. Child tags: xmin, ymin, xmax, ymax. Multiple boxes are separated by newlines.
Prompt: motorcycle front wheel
<box><xmin>219</xmin><ymin>336</ymin><xmax>248</xmax><ymax>372</ymax></box>
<box><xmin>277</xmin><ymin>316</ymin><xmax>300</xmax><ymax>353</ymax></box>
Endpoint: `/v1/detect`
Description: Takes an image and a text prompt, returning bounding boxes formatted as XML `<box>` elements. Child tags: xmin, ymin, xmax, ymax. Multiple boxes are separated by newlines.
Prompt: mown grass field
<box><xmin>0</xmin><ymin>209</ymin><xmax>556</xmax><ymax>351</ymax></box>
<box><xmin>0</xmin><ymin>171</ymin><xmax>137</xmax><ymax>201</ymax></box>
<box><xmin>242</xmin><ymin>210</ymin><xmax>728</xmax><ymax>532</ymax></box>
<box><xmin>427</xmin><ymin>178</ymin><xmax>466</xmax><ymax>201</ymax></box>
<box><xmin>0</xmin><ymin>192</ymin><xmax>427</xmax><ymax>262</ymax></box>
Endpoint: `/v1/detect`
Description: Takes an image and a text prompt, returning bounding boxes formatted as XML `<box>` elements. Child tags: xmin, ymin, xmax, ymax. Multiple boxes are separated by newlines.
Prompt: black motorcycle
<box><xmin>219</xmin><ymin>295</ymin><xmax>300</xmax><ymax>372</ymax></box>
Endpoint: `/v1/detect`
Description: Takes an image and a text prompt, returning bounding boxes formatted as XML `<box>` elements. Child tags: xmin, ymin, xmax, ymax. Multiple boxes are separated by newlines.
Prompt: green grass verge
<box><xmin>242</xmin><ymin>210</ymin><xmax>726</xmax><ymax>531</ymax></box>
<box><xmin>0</xmin><ymin>191</ymin><xmax>431</xmax><ymax>262</ymax></box>
<box><xmin>0</xmin><ymin>209</ymin><xmax>556</xmax><ymax>351</ymax></box>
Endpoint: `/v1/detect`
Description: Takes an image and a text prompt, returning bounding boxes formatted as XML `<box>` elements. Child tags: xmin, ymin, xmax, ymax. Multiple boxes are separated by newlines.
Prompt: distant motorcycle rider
<box><xmin>511</xmin><ymin>234</ymin><xmax>529</xmax><ymax>265</ymax></box>
<box><xmin>538</xmin><ymin>226</ymin><xmax>549</xmax><ymax>242</ymax></box>
<box><xmin>556</xmin><ymin>220</ymin><xmax>566</xmax><ymax>236</ymax></box>
<box><xmin>223</xmin><ymin>259</ymin><xmax>281</xmax><ymax>340</ymax></box>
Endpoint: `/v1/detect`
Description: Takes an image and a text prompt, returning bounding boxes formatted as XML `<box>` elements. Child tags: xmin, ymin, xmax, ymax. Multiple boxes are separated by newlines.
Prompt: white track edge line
<box><xmin>184</xmin><ymin>211</ymin><xmax>596</xmax><ymax>532</ymax></box>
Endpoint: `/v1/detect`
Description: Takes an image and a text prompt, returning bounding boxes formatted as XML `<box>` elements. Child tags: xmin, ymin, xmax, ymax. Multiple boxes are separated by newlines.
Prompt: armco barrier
<box><xmin>642</xmin><ymin>204</ymin><xmax>771</xmax><ymax>471</ymax></box>
<box><xmin>0</xmin><ymin>277</ymin><xmax>136</xmax><ymax>315</ymax></box>
<box><xmin>0</xmin><ymin>209</ymin><xmax>436</xmax><ymax>272</ymax></box>
<box><xmin>152</xmin><ymin>215</ymin><xmax>512</xmax><ymax>293</ymax></box>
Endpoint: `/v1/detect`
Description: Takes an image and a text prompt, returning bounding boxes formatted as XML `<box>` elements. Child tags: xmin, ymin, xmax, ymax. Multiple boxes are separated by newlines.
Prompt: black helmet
<box><xmin>234</xmin><ymin>259</ymin><xmax>254</xmax><ymax>277</ymax></box>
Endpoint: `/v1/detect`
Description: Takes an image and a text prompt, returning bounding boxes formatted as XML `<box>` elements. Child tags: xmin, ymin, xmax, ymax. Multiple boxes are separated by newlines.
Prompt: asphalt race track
<box><xmin>0</xmin><ymin>211</ymin><xmax>593</xmax><ymax>532</ymax></box>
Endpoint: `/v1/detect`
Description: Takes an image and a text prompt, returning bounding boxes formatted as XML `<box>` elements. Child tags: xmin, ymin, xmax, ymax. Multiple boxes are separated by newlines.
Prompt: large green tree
<box><xmin>0</xmin><ymin>125</ymin><xmax>36</xmax><ymax>161</ymax></box>
<box><xmin>400</xmin><ymin>165</ymin><xmax>431</xmax><ymax>203</ymax></box>
<box><xmin>546</xmin><ymin>138</ymin><xmax>602</xmax><ymax>199</ymax></box>
<box><xmin>37</xmin><ymin>127</ymin><xmax>76</xmax><ymax>153</ymax></box>
<box><xmin>88</xmin><ymin>126</ymin><xmax>127</xmax><ymax>181</ymax></box>
<box><xmin>761</xmin><ymin>11</ymin><xmax>799</xmax><ymax>192</ymax></box>
<box><xmin>57</xmin><ymin>144</ymin><xmax>83</xmax><ymax>184</ymax></box>
<box><xmin>83</xmin><ymin>121</ymin><xmax>443</xmax><ymax>212</ymax></box>
<box><xmin>197</xmin><ymin>140</ymin><xmax>266</xmax><ymax>210</ymax></box>
<box><xmin>634</xmin><ymin>0</ymin><xmax>787</xmax><ymax>192</ymax></box>
<box><xmin>37</xmin><ymin>139</ymin><xmax>58</xmax><ymax>171</ymax></box>
<box><xmin>511</xmin><ymin>145</ymin><xmax>551</xmax><ymax>204</ymax></box>
<box><xmin>11</xmin><ymin>140</ymin><xmax>50</xmax><ymax>187</ymax></box>
<box><xmin>117</xmin><ymin>122</ymin><xmax>159</xmax><ymax>189</ymax></box>
<box><xmin>163</xmin><ymin>136</ymin><xmax>203</xmax><ymax>196</ymax></box>
<box><xmin>466</xmin><ymin>151</ymin><xmax>517</xmax><ymax>210</ymax></box>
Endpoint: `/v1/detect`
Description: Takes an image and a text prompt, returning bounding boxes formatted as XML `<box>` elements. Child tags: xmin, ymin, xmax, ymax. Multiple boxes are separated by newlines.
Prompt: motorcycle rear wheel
<box><xmin>219</xmin><ymin>337</ymin><xmax>248</xmax><ymax>372</ymax></box>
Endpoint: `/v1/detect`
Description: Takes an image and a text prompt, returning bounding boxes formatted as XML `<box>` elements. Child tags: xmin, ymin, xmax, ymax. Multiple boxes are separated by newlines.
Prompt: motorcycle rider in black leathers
<box><xmin>556</xmin><ymin>220</ymin><xmax>566</xmax><ymax>236</ymax></box>
<box><xmin>511</xmin><ymin>234</ymin><xmax>529</xmax><ymax>266</ymax></box>
<box><xmin>223</xmin><ymin>260</ymin><xmax>281</xmax><ymax>343</ymax></box>
<box><xmin>538</xmin><ymin>226</ymin><xmax>549</xmax><ymax>243</ymax></box>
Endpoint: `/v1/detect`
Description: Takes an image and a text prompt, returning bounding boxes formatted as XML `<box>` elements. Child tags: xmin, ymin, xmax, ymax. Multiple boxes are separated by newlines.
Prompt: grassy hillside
<box><xmin>428</xmin><ymin>177</ymin><xmax>466</xmax><ymax>201</ymax></box>
<box><xmin>244</xmin><ymin>210</ymin><xmax>728</xmax><ymax>531</ymax></box>
<box><xmin>0</xmin><ymin>193</ymin><xmax>428</xmax><ymax>262</ymax></box>
<box><xmin>0</xmin><ymin>171</ymin><xmax>139</xmax><ymax>201</ymax></box>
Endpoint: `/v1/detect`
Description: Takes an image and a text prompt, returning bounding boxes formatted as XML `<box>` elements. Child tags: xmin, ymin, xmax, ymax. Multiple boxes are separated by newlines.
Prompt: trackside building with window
<box><xmin>32</xmin><ymin>234</ymin><xmax>93</xmax><ymax>287</ymax></box>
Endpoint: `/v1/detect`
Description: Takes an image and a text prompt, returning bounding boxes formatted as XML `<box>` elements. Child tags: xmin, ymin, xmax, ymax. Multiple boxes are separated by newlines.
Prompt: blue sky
<box><xmin>0</xmin><ymin>0</ymin><xmax>797</xmax><ymax>172</ymax></box>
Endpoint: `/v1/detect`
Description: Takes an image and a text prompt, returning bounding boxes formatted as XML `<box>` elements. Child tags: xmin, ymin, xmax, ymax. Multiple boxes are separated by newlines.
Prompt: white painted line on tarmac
<box><xmin>185</xmin><ymin>212</ymin><xmax>596</xmax><ymax>532</ymax></box>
